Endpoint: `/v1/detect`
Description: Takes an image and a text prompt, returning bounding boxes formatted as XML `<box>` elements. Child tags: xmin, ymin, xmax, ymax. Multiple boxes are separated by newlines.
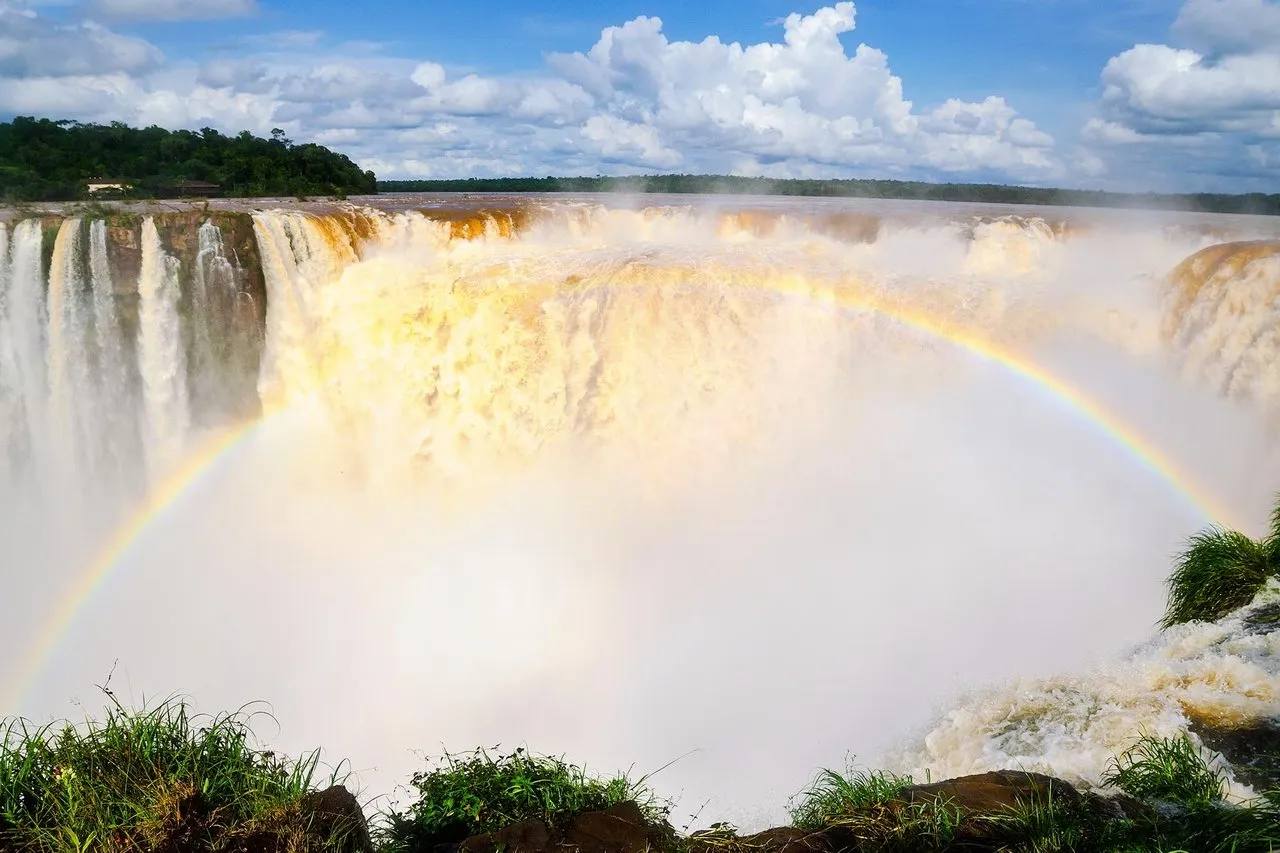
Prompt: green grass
<box><xmin>1162</xmin><ymin>527</ymin><xmax>1276</xmax><ymax>628</ymax></box>
<box><xmin>787</xmin><ymin>765</ymin><xmax>913</xmax><ymax>831</ymax></box>
<box><xmin>0</xmin><ymin>694</ymin><xmax>343</xmax><ymax>852</ymax></box>
<box><xmin>378</xmin><ymin>747</ymin><xmax>672</xmax><ymax>853</ymax></box>
<box><xmin>1102</xmin><ymin>735</ymin><xmax>1226</xmax><ymax>806</ymax></box>
<box><xmin>780</xmin><ymin>737</ymin><xmax>1280</xmax><ymax>852</ymax></box>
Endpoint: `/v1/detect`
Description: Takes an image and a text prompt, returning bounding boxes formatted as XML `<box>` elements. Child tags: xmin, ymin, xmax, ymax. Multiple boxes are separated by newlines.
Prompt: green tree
<box><xmin>0</xmin><ymin>117</ymin><xmax>376</xmax><ymax>200</ymax></box>
<box><xmin>1162</xmin><ymin>496</ymin><xmax>1280</xmax><ymax>627</ymax></box>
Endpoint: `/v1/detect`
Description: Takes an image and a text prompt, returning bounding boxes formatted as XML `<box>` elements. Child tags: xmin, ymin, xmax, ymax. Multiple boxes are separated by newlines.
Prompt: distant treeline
<box><xmin>379</xmin><ymin>175</ymin><xmax>1280</xmax><ymax>216</ymax></box>
<box><xmin>0</xmin><ymin>117</ymin><xmax>377</xmax><ymax>201</ymax></box>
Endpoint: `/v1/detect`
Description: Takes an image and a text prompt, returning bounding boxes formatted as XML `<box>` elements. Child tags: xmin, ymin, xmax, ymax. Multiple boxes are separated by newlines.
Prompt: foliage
<box><xmin>378</xmin><ymin>175</ymin><xmax>1280</xmax><ymax>216</ymax></box>
<box><xmin>788</xmin><ymin>765</ymin><xmax>913</xmax><ymax>830</ymax></box>
<box><xmin>1162</xmin><ymin>495</ymin><xmax>1280</xmax><ymax>628</ymax></box>
<box><xmin>378</xmin><ymin>747</ymin><xmax>670</xmax><ymax>853</ymax></box>
<box><xmin>1103</xmin><ymin>735</ymin><xmax>1226</xmax><ymax>806</ymax></box>
<box><xmin>0</xmin><ymin>117</ymin><xmax>376</xmax><ymax>201</ymax></box>
<box><xmin>780</xmin><ymin>736</ymin><xmax>1280</xmax><ymax>852</ymax></box>
<box><xmin>0</xmin><ymin>694</ymin><xmax>341</xmax><ymax>852</ymax></box>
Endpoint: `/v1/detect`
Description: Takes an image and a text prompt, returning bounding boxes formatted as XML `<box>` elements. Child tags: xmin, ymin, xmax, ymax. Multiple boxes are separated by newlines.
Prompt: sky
<box><xmin>1</xmin><ymin>0</ymin><xmax>1278</xmax><ymax>191</ymax></box>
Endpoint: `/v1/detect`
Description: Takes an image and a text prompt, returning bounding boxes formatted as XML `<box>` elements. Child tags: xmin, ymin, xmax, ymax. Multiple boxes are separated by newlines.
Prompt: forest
<box><xmin>380</xmin><ymin>175</ymin><xmax>1280</xmax><ymax>216</ymax></box>
<box><xmin>4</xmin><ymin>115</ymin><xmax>1274</xmax><ymax>214</ymax></box>
<box><xmin>0</xmin><ymin>117</ymin><xmax>377</xmax><ymax>201</ymax></box>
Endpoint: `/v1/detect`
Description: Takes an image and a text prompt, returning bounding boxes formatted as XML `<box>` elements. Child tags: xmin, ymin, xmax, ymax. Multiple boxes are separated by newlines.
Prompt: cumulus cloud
<box><xmin>0</xmin><ymin>5</ymin><xmax>161</xmax><ymax>76</ymax></box>
<box><xmin>1171</xmin><ymin>0</ymin><xmax>1280</xmax><ymax>55</ymax></box>
<box><xmin>1082</xmin><ymin>0</ymin><xmax>1280</xmax><ymax>187</ymax></box>
<box><xmin>539</xmin><ymin>3</ymin><xmax>1056</xmax><ymax>177</ymax></box>
<box><xmin>87</xmin><ymin>0</ymin><xmax>257</xmax><ymax>22</ymax></box>
<box><xmin>0</xmin><ymin>1</ymin><xmax>1061</xmax><ymax>181</ymax></box>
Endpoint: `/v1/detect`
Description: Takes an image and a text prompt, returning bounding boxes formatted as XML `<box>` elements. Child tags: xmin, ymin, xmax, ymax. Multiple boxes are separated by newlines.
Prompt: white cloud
<box><xmin>540</xmin><ymin>3</ymin><xmax>1056</xmax><ymax>178</ymax></box>
<box><xmin>0</xmin><ymin>5</ymin><xmax>160</xmax><ymax>76</ymax></box>
<box><xmin>1100</xmin><ymin>45</ymin><xmax>1280</xmax><ymax>133</ymax></box>
<box><xmin>582</xmin><ymin>114</ymin><xmax>682</xmax><ymax>168</ymax></box>
<box><xmin>1081</xmin><ymin>0</ymin><xmax>1280</xmax><ymax>187</ymax></box>
<box><xmin>87</xmin><ymin>0</ymin><xmax>257</xmax><ymax>22</ymax></box>
<box><xmin>1172</xmin><ymin>0</ymin><xmax>1280</xmax><ymax>55</ymax></box>
<box><xmin>1</xmin><ymin>1</ymin><xmax>1061</xmax><ymax>182</ymax></box>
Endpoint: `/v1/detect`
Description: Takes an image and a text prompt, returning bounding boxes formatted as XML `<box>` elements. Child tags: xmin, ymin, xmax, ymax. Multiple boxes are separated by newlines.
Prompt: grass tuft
<box><xmin>786</xmin><ymin>765</ymin><xmax>912</xmax><ymax>831</ymax></box>
<box><xmin>378</xmin><ymin>747</ymin><xmax>671</xmax><ymax>853</ymax></box>
<box><xmin>0</xmin><ymin>694</ymin><xmax>339</xmax><ymax>852</ymax></box>
<box><xmin>1102</xmin><ymin>734</ymin><xmax>1226</xmax><ymax>807</ymax></box>
<box><xmin>1162</xmin><ymin>526</ymin><xmax>1277</xmax><ymax>628</ymax></box>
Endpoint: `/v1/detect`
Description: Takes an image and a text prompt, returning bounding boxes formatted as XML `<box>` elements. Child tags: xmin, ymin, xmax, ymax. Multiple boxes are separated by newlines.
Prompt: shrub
<box><xmin>0</xmin><ymin>695</ymin><xmax>341</xmax><ymax>852</ymax></box>
<box><xmin>379</xmin><ymin>747</ymin><xmax>670</xmax><ymax>853</ymax></box>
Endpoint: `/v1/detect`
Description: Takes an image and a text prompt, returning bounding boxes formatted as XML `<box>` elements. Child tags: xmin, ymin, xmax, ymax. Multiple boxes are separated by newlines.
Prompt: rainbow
<box><xmin>2</xmin><ymin>418</ymin><xmax>267</xmax><ymax>714</ymax></box>
<box><xmin>3</xmin><ymin>281</ymin><xmax>1242</xmax><ymax>714</ymax></box>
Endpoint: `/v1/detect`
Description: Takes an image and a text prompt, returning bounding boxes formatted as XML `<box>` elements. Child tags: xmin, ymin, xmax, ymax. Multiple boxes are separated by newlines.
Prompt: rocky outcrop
<box><xmin>893</xmin><ymin>769</ymin><xmax>1076</xmax><ymax>813</ymax></box>
<box><xmin>1194</xmin><ymin>718</ymin><xmax>1280</xmax><ymax>790</ymax></box>
<box><xmin>295</xmin><ymin>785</ymin><xmax>375</xmax><ymax>853</ymax></box>
<box><xmin>454</xmin><ymin>802</ymin><xmax>675</xmax><ymax>853</ymax></box>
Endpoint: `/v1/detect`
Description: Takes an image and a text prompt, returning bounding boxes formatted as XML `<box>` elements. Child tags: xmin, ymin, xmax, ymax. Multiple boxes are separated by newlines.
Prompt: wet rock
<box><xmin>1193</xmin><ymin>718</ymin><xmax>1280</xmax><ymax>790</ymax></box>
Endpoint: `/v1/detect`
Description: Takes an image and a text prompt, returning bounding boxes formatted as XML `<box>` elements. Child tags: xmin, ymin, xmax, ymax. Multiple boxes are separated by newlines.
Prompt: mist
<box><xmin>3</xmin><ymin>198</ymin><xmax>1280</xmax><ymax>829</ymax></box>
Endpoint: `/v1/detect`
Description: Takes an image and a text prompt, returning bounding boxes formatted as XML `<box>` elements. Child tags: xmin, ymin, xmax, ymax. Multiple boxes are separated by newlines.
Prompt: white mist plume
<box><xmin>5</xmin><ymin>200</ymin><xmax>1280</xmax><ymax>830</ymax></box>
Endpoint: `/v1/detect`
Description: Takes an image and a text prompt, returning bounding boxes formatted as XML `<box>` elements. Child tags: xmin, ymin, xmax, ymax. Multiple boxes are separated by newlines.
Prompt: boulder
<box><xmin>893</xmin><ymin>770</ymin><xmax>1080</xmax><ymax>815</ymax></box>
<box><xmin>460</xmin><ymin>803</ymin><xmax>672</xmax><ymax>853</ymax></box>
<box><xmin>1193</xmin><ymin>718</ymin><xmax>1280</xmax><ymax>790</ymax></box>
<box><xmin>731</xmin><ymin>827</ymin><xmax>839</xmax><ymax>853</ymax></box>
<box><xmin>297</xmin><ymin>785</ymin><xmax>374</xmax><ymax>853</ymax></box>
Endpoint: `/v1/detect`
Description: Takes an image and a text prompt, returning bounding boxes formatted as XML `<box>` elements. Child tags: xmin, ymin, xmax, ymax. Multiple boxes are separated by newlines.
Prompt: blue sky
<box><xmin>2</xmin><ymin>0</ymin><xmax>1278</xmax><ymax>191</ymax></box>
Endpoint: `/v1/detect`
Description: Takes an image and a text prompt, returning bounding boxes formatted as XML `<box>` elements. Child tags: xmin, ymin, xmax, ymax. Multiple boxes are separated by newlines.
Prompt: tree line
<box><xmin>0</xmin><ymin>117</ymin><xmax>377</xmax><ymax>201</ymax></box>
<box><xmin>379</xmin><ymin>175</ymin><xmax>1280</xmax><ymax>216</ymax></box>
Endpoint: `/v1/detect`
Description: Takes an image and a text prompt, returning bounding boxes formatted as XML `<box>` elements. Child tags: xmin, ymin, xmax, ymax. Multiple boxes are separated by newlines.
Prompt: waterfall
<box><xmin>88</xmin><ymin>220</ymin><xmax>140</xmax><ymax>491</ymax></box>
<box><xmin>0</xmin><ymin>220</ymin><xmax>51</xmax><ymax>487</ymax></box>
<box><xmin>46</xmin><ymin>218</ymin><xmax>97</xmax><ymax>486</ymax></box>
<box><xmin>137</xmin><ymin>217</ymin><xmax>190</xmax><ymax>478</ymax></box>
<box><xmin>190</xmin><ymin>219</ymin><xmax>244</xmax><ymax>421</ymax></box>
<box><xmin>0</xmin><ymin>222</ymin><xmax>13</xmax><ymax>477</ymax></box>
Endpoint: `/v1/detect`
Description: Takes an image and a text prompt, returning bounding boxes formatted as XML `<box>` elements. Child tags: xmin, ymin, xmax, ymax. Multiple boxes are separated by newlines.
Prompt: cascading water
<box><xmin>47</xmin><ymin>219</ymin><xmax>99</xmax><ymax>496</ymax></box>
<box><xmin>136</xmin><ymin>217</ymin><xmax>191</xmax><ymax>478</ymax></box>
<box><xmin>88</xmin><ymin>219</ymin><xmax>140</xmax><ymax>493</ymax></box>
<box><xmin>6</xmin><ymin>197</ymin><xmax>1280</xmax><ymax>828</ymax></box>
<box><xmin>0</xmin><ymin>220</ymin><xmax>51</xmax><ymax>489</ymax></box>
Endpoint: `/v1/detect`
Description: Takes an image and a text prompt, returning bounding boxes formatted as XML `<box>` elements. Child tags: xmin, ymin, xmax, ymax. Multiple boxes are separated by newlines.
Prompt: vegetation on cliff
<box><xmin>0</xmin><ymin>694</ymin><xmax>363</xmax><ymax>852</ymax></box>
<box><xmin>379</xmin><ymin>175</ymin><xmax>1280</xmax><ymax>216</ymax></box>
<box><xmin>0</xmin><ymin>117</ymin><xmax>377</xmax><ymax>201</ymax></box>
<box><xmin>1162</xmin><ymin>494</ymin><xmax>1280</xmax><ymax>628</ymax></box>
<box><xmin>380</xmin><ymin>748</ymin><xmax>671</xmax><ymax>853</ymax></box>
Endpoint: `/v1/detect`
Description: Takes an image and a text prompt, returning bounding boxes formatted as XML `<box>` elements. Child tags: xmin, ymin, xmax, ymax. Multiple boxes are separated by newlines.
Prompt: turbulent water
<box><xmin>3</xmin><ymin>196</ymin><xmax>1280</xmax><ymax>825</ymax></box>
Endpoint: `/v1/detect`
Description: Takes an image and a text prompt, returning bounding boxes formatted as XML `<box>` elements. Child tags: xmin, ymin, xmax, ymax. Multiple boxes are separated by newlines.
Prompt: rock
<box><xmin>460</xmin><ymin>819</ymin><xmax>553</xmax><ymax>853</ymax></box>
<box><xmin>732</xmin><ymin>827</ymin><xmax>839</xmax><ymax>853</ymax></box>
<box><xmin>894</xmin><ymin>770</ymin><xmax>1080</xmax><ymax>814</ymax></box>
<box><xmin>1084</xmin><ymin>791</ymin><xmax>1153</xmax><ymax>823</ymax></box>
<box><xmin>459</xmin><ymin>803</ymin><xmax>673</xmax><ymax>853</ymax></box>
<box><xmin>1193</xmin><ymin>718</ymin><xmax>1280</xmax><ymax>790</ymax></box>
<box><xmin>297</xmin><ymin>785</ymin><xmax>374</xmax><ymax>853</ymax></box>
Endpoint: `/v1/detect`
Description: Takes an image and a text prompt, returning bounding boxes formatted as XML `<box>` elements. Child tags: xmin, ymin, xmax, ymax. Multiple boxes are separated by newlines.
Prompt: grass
<box><xmin>0</xmin><ymin>693</ymin><xmax>345</xmax><ymax>852</ymax></box>
<box><xmin>1102</xmin><ymin>735</ymin><xmax>1226</xmax><ymax>806</ymax></box>
<box><xmin>1162</xmin><ymin>527</ymin><xmax>1276</xmax><ymax>628</ymax></box>
<box><xmin>787</xmin><ymin>765</ymin><xmax>914</xmax><ymax>831</ymax></box>
<box><xmin>778</xmin><ymin>736</ymin><xmax>1280</xmax><ymax>852</ymax></box>
<box><xmin>378</xmin><ymin>747</ymin><xmax>672</xmax><ymax>853</ymax></box>
<box><xmin>1162</xmin><ymin>492</ymin><xmax>1280</xmax><ymax>629</ymax></box>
